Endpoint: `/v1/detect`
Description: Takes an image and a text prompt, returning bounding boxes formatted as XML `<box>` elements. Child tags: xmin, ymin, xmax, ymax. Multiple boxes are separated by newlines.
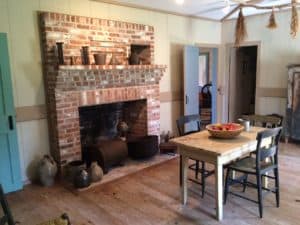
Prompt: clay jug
<box><xmin>38</xmin><ymin>155</ymin><xmax>57</xmax><ymax>187</ymax></box>
<box><xmin>128</xmin><ymin>51</ymin><xmax>140</xmax><ymax>65</ymax></box>
<box><xmin>89</xmin><ymin>162</ymin><xmax>103</xmax><ymax>182</ymax></box>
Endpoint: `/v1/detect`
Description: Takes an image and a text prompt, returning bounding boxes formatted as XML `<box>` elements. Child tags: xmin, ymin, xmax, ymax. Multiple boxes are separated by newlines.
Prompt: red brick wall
<box><xmin>39</xmin><ymin>12</ymin><xmax>166</xmax><ymax>166</ymax></box>
<box><xmin>39</xmin><ymin>12</ymin><xmax>154</xmax><ymax>67</ymax></box>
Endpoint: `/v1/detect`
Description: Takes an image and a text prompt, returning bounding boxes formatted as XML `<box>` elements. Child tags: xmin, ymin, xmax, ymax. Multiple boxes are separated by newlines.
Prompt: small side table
<box><xmin>159</xmin><ymin>142</ymin><xmax>177</xmax><ymax>154</ymax></box>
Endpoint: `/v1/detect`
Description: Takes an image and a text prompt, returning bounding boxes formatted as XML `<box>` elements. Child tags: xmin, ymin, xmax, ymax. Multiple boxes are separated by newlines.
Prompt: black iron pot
<box><xmin>73</xmin><ymin>169</ymin><xmax>91</xmax><ymax>188</ymax></box>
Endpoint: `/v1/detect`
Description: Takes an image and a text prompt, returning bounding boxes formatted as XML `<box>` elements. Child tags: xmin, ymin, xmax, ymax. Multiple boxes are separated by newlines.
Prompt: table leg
<box><xmin>215</xmin><ymin>162</ymin><xmax>223</xmax><ymax>221</ymax></box>
<box><xmin>181</xmin><ymin>155</ymin><xmax>189</xmax><ymax>205</ymax></box>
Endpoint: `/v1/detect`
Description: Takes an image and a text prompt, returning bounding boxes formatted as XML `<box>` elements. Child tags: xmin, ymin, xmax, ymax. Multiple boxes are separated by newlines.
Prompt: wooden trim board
<box><xmin>256</xmin><ymin>87</ymin><xmax>286</xmax><ymax>98</ymax></box>
<box><xmin>160</xmin><ymin>91</ymin><xmax>182</xmax><ymax>102</ymax></box>
<box><xmin>15</xmin><ymin>88</ymin><xmax>285</xmax><ymax>122</ymax></box>
<box><xmin>15</xmin><ymin>91</ymin><xmax>182</xmax><ymax>122</ymax></box>
<box><xmin>16</xmin><ymin>105</ymin><xmax>46</xmax><ymax>122</ymax></box>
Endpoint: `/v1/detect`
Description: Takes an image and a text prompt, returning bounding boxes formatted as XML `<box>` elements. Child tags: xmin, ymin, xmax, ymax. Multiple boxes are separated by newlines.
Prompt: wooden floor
<box><xmin>5</xmin><ymin>143</ymin><xmax>300</xmax><ymax>225</ymax></box>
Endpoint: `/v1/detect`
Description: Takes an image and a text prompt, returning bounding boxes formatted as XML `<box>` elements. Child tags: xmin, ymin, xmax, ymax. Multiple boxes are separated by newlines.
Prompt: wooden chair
<box><xmin>0</xmin><ymin>184</ymin><xmax>71</xmax><ymax>225</ymax></box>
<box><xmin>176</xmin><ymin>114</ymin><xmax>214</xmax><ymax>197</ymax></box>
<box><xmin>224</xmin><ymin>127</ymin><xmax>282</xmax><ymax>218</ymax></box>
<box><xmin>242</xmin><ymin>114</ymin><xmax>283</xmax><ymax>158</ymax></box>
<box><xmin>241</xmin><ymin>114</ymin><xmax>283</xmax><ymax>128</ymax></box>
<box><xmin>0</xmin><ymin>184</ymin><xmax>15</xmax><ymax>225</ymax></box>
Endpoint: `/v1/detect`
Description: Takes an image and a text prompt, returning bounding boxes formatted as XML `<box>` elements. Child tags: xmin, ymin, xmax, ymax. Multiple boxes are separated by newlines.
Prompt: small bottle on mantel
<box><xmin>82</xmin><ymin>46</ymin><xmax>90</xmax><ymax>65</ymax></box>
<box><xmin>70</xmin><ymin>56</ymin><xmax>75</xmax><ymax>65</ymax></box>
<box><xmin>56</xmin><ymin>42</ymin><xmax>64</xmax><ymax>65</ymax></box>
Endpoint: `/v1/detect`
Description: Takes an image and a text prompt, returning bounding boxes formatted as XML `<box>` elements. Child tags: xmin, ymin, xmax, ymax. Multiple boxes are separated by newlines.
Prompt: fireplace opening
<box><xmin>79</xmin><ymin>99</ymin><xmax>148</xmax><ymax>148</ymax></box>
<box><xmin>79</xmin><ymin>99</ymin><xmax>149</xmax><ymax>173</ymax></box>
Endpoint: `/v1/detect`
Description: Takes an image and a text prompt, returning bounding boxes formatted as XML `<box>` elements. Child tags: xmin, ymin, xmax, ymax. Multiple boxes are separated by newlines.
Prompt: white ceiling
<box><xmin>99</xmin><ymin>0</ymin><xmax>292</xmax><ymax>20</ymax></box>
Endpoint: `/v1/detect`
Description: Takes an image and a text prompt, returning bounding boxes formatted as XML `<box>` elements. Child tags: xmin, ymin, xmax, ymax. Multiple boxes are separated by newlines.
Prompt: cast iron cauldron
<box><xmin>127</xmin><ymin>135</ymin><xmax>159</xmax><ymax>159</ymax></box>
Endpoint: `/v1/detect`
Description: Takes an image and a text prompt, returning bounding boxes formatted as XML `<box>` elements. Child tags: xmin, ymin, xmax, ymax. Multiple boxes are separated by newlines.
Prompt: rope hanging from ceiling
<box><xmin>267</xmin><ymin>7</ymin><xmax>277</xmax><ymax>29</ymax></box>
<box><xmin>235</xmin><ymin>8</ymin><xmax>247</xmax><ymax>46</ymax></box>
<box><xmin>290</xmin><ymin>0</ymin><xmax>299</xmax><ymax>38</ymax></box>
<box><xmin>226</xmin><ymin>0</ymin><xmax>300</xmax><ymax>46</ymax></box>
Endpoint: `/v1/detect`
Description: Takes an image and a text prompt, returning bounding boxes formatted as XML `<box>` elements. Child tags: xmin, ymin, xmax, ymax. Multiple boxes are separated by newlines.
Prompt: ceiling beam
<box><xmin>240</xmin><ymin>2</ymin><xmax>300</xmax><ymax>10</ymax></box>
<box><xmin>221</xmin><ymin>5</ymin><xmax>241</xmax><ymax>21</ymax></box>
<box><xmin>192</xmin><ymin>3</ymin><xmax>238</xmax><ymax>15</ymax></box>
<box><xmin>222</xmin><ymin>2</ymin><xmax>300</xmax><ymax>21</ymax></box>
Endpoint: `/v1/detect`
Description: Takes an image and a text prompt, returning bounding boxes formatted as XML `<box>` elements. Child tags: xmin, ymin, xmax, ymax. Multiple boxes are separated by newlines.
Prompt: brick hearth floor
<box><xmin>67</xmin><ymin>153</ymin><xmax>178</xmax><ymax>192</ymax></box>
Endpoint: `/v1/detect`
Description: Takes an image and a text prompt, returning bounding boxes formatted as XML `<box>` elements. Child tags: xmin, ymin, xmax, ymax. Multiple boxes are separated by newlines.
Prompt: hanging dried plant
<box><xmin>290</xmin><ymin>0</ymin><xmax>299</xmax><ymax>38</ymax></box>
<box><xmin>267</xmin><ymin>8</ymin><xmax>277</xmax><ymax>29</ymax></box>
<box><xmin>235</xmin><ymin>8</ymin><xmax>247</xmax><ymax>47</ymax></box>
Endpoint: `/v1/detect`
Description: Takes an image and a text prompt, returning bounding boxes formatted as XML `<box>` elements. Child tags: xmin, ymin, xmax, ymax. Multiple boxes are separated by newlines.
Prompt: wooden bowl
<box><xmin>206</xmin><ymin>123</ymin><xmax>244</xmax><ymax>139</ymax></box>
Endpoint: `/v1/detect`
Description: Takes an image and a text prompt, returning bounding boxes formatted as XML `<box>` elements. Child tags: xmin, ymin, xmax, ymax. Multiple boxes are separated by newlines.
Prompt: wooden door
<box><xmin>0</xmin><ymin>33</ymin><xmax>22</xmax><ymax>193</ymax></box>
<box><xmin>228</xmin><ymin>47</ymin><xmax>238</xmax><ymax>122</ymax></box>
<box><xmin>211</xmin><ymin>48</ymin><xmax>218</xmax><ymax>123</ymax></box>
<box><xmin>183</xmin><ymin>46</ymin><xmax>199</xmax><ymax>132</ymax></box>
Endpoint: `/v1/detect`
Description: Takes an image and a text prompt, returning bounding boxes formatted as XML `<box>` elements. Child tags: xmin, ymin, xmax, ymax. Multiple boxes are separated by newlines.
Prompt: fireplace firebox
<box><xmin>79</xmin><ymin>99</ymin><xmax>147</xmax><ymax>148</ymax></box>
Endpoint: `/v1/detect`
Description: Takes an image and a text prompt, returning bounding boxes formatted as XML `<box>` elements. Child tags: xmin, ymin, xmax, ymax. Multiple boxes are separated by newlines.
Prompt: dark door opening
<box><xmin>229</xmin><ymin>45</ymin><xmax>257</xmax><ymax>121</ymax></box>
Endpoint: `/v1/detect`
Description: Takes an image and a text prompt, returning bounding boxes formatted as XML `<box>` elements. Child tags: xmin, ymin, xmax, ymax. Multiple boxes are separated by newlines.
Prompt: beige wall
<box><xmin>0</xmin><ymin>0</ymin><xmax>221</xmax><ymax>181</ymax></box>
<box><xmin>221</xmin><ymin>10</ymin><xmax>295</xmax><ymax>118</ymax></box>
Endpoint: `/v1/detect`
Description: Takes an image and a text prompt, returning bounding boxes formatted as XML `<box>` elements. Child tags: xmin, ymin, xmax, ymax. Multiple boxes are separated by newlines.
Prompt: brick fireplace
<box><xmin>39</xmin><ymin>12</ymin><xmax>166</xmax><ymax>167</ymax></box>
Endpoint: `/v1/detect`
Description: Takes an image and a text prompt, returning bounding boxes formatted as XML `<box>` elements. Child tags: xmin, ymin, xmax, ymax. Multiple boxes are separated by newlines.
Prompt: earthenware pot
<box><xmin>89</xmin><ymin>162</ymin><xmax>103</xmax><ymax>182</ymax></box>
<box><xmin>38</xmin><ymin>155</ymin><xmax>57</xmax><ymax>187</ymax></box>
<box><xmin>94</xmin><ymin>53</ymin><xmax>106</xmax><ymax>65</ymax></box>
<box><xmin>110</xmin><ymin>54</ymin><xmax>119</xmax><ymax>65</ymax></box>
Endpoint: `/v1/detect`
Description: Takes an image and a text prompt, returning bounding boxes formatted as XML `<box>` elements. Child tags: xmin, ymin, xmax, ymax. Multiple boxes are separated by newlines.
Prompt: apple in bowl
<box><xmin>206</xmin><ymin>123</ymin><xmax>244</xmax><ymax>139</ymax></box>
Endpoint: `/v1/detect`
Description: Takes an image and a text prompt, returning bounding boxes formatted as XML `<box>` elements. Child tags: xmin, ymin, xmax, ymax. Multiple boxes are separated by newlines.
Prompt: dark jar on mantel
<box><xmin>128</xmin><ymin>51</ymin><xmax>140</xmax><ymax>65</ymax></box>
<box><xmin>82</xmin><ymin>46</ymin><xmax>90</xmax><ymax>65</ymax></box>
<box><xmin>56</xmin><ymin>42</ymin><xmax>64</xmax><ymax>65</ymax></box>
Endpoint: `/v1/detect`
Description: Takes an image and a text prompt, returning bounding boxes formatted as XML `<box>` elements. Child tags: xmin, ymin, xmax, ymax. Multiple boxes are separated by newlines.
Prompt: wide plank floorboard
<box><xmin>3</xmin><ymin>143</ymin><xmax>300</xmax><ymax>225</ymax></box>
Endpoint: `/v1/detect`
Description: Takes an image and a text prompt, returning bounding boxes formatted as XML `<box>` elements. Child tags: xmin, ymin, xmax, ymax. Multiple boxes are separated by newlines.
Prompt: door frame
<box><xmin>195</xmin><ymin>43</ymin><xmax>221</xmax><ymax>123</ymax></box>
<box><xmin>225</xmin><ymin>41</ymin><xmax>261</xmax><ymax>122</ymax></box>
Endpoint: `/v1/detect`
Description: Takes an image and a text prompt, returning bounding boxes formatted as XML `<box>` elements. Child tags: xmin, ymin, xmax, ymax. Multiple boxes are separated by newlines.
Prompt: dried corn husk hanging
<box><xmin>267</xmin><ymin>8</ymin><xmax>277</xmax><ymax>29</ymax></box>
<box><xmin>235</xmin><ymin>8</ymin><xmax>247</xmax><ymax>47</ymax></box>
<box><xmin>290</xmin><ymin>0</ymin><xmax>299</xmax><ymax>38</ymax></box>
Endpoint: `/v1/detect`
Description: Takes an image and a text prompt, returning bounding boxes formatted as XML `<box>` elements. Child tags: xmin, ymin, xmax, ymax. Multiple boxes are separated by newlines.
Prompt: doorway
<box><xmin>228</xmin><ymin>45</ymin><xmax>258</xmax><ymax>122</ymax></box>
<box><xmin>198</xmin><ymin>48</ymin><xmax>218</xmax><ymax>127</ymax></box>
<box><xmin>183</xmin><ymin>45</ymin><xmax>218</xmax><ymax>130</ymax></box>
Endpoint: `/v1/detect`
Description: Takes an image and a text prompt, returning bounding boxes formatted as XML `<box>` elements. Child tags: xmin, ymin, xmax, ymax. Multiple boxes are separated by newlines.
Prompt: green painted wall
<box><xmin>0</xmin><ymin>0</ymin><xmax>221</xmax><ymax>182</ymax></box>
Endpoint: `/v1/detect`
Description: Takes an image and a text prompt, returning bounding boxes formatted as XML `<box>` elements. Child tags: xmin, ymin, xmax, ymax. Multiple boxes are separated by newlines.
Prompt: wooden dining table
<box><xmin>171</xmin><ymin>126</ymin><xmax>268</xmax><ymax>221</ymax></box>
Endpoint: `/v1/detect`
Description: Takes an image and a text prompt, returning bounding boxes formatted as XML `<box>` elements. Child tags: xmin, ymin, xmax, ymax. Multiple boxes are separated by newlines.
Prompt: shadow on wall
<box><xmin>170</xmin><ymin>42</ymin><xmax>185</xmax><ymax>135</ymax></box>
